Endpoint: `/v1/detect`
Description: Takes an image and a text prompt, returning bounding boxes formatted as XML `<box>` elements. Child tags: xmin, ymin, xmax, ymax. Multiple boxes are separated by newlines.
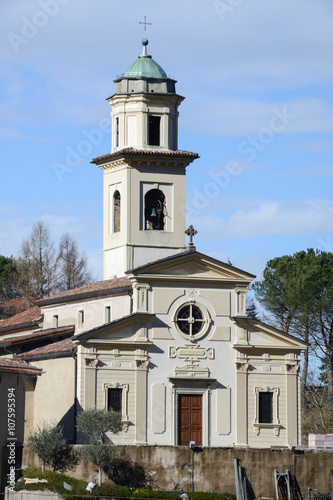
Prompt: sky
<box><xmin>1</xmin><ymin>0</ymin><xmax>333</xmax><ymax>288</ymax></box>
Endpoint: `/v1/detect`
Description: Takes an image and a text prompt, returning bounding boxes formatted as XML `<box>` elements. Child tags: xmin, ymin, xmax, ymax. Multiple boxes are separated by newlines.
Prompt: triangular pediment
<box><xmin>72</xmin><ymin>313</ymin><xmax>154</xmax><ymax>345</ymax></box>
<box><xmin>127</xmin><ymin>251</ymin><xmax>255</xmax><ymax>284</ymax></box>
<box><xmin>232</xmin><ymin>317</ymin><xmax>308</xmax><ymax>350</ymax></box>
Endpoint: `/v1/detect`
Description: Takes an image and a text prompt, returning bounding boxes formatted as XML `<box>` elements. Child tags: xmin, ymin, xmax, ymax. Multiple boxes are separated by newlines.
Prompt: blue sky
<box><xmin>1</xmin><ymin>0</ymin><xmax>333</xmax><ymax>285</ymax></box>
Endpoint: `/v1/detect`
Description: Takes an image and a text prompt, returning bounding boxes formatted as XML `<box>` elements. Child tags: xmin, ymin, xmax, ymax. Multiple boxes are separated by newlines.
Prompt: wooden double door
<box><xmin>178</xmin><ymin>394</ymin><xmax>203</xmax><ymax>446</ymax></box>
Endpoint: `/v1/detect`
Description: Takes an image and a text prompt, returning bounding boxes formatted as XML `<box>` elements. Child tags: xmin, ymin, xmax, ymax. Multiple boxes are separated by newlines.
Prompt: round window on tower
<box><xmin>173</xmin><ymin>301</ymin><xmax>210</xmax><ymax>341</ymax></box>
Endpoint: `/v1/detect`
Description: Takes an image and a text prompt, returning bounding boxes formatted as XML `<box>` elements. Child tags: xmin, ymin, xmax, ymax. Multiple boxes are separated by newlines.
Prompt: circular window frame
<box><xmin>172</xmin><ymin>301</ymin><xmax>211</xmax><ymax>341</ymax></box>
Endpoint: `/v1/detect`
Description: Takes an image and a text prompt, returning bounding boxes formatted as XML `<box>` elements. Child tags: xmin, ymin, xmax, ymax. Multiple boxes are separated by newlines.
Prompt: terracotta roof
<box><xmin>0</xmin><ymin>358</ymin><xmax>42</xmax><ymax>375</ymax></box>
<box><xmin>92</xmin><ymin>148</ymin><xmax>199</xmax><ymax>164</ymax></box>
<box><xmin>15</xmin><ymin>337</ymin><xmax>74</xmax><ymax>359</ymax></box>
<box><xmin>0</xmin><ymin>297</ymin><xmax>36</xmax><ymax>311</ymax></box>
<box><xmin>37</xmin><ymin>277</ymin><xmax>131</xmax><ymax>306</ymax></box>
<box><xmin>0</xmin><ymin>326</ymin><xmax>74</xmax><ymax>347</ymax></box>
<box><xmin>0</xmin><ymin>306</ymin><xmax>42</xmax><ymax>333</ymax></box>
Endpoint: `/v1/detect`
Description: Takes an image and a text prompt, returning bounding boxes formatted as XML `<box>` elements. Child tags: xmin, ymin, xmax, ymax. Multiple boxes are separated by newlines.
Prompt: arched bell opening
<box><xmin>113</xmin><ymin>190</ymin><xmax>121</xmax><ymax>233</ymax></box>
<box><xmin>144</xmin><ymin>189</ymin><xmax>166</xmax><ymax>230</ymax></box>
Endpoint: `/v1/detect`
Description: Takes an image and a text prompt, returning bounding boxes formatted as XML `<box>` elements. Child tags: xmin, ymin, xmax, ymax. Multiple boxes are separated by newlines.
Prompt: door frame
<box><xmin>172</xmin><ymin>386</ymin><xmax>210</xmax><ymax>446</ymax></box>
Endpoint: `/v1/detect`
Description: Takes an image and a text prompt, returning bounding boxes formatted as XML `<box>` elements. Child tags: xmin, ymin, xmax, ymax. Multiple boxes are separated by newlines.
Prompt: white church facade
<box><xmin>0</xmin><ymin>38</ymin><xmax>307</xmax><ymax>450</ymax></box>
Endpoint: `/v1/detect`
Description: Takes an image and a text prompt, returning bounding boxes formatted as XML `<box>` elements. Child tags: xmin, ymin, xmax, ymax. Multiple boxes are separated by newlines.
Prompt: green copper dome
<box><xmin>123</xmin><ymin>56</ymin><xmax>167</xmax><ymax>79</ymax></box>
<box><xmin>122</xmin><ymin>38</ymin><xmax>168</xmax><ymax>80</ymax></box>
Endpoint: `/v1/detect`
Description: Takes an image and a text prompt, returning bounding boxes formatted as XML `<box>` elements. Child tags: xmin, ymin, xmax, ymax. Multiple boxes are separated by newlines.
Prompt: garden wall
<box><xmin>22</xmin><ymin>446</ymin><xmax>333</xmax><ymax>498</ymax></box>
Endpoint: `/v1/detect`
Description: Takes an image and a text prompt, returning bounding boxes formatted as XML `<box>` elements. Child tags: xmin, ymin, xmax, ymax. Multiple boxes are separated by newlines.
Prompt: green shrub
<box><xmin>16</xmin><ymin>467</ymin><xmax>236</xmax><ymax>500</ymax></box>
<box><xmin>26</xmin><ymin>424</ymin><xmax>70</xmax><ymax>472</ymax></box>
<box><xmin>132</xmin><ymin>489</ymin><xmax>181</xmax><ymax>499</ymax></box>
<box><xmin>16</xmin><ymin>467</ymin><xmax>87</xmax><ymax>495</ymax></box>
<box><xmin>188</xmin><ymin>493</ymin><xmax>236</xmax><ymax>500</ymax></box>
<box><xmin>93</xmin><ymin>483</ymin><xmax>132</xmax><ymax>497</ymax></box>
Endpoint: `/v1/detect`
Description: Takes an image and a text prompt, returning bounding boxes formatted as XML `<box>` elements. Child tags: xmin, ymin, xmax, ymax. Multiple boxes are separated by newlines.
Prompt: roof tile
<box><xmin>0</xmin><ymin>306</ymin><xmax>42</xmax><ymax>332</ymax></box>
<box><xmin>92</xmin><ymin>148</ymin><xmax>199</xmax><ymax>164</ymax></box>
<box><xmin>0</xmin><ymin>326</ymin><xmax>74</xmax><ymax>347</ymax></box>
<box><xmin>0</xmin><ymin>297</ymin><xmax>36</xmax><ymax>312</ymax></box>
<box><xmin>37</xmin><ymin>277</ymin><xmax>131</xmax><ymax>305</ymax></box>
<box><xmin>15</xmin><ymin>337</ymin><xmax>74</xmax><ymax>359</ymax></box>
<box><xmin>0</xmin><ymin>357</ymin><xmax>42</xmax><ymax>375</ymax></box>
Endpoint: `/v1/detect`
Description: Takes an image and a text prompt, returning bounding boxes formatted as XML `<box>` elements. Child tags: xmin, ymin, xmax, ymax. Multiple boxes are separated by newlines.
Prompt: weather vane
<box><xmin>139</xmin><ymin>16</ymin><xmax>152</xmax><ymax>34</ymax></box>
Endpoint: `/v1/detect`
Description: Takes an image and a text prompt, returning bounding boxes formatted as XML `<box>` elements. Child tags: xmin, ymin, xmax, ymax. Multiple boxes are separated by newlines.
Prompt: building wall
<box><xmin>80</xmin><ymin>276</ymin><xmax>302</xmax><ymax>448</ymax></box>
<box><xmin>26</xmin><ymin>357</ymin><xmax>76</xmax><ymax>441</ymax></box>
<box><xmin>103</xmin><ymin>162</ymin><xmax>188</xmax><ymax>277</ymax></box>
<box><xmin>95</xmin><ymin>352</ymin><xmax>136</xmax><ymax>445</ymax></box>
<box><xmin>42</xmin><ymin>294</ymin><xmax>131</xmax><ymax>334</ymax></box>
<box><xmin>147</xmin><ymin>283</ymin><xmax>237</xmax><ymax>447</ymax></box>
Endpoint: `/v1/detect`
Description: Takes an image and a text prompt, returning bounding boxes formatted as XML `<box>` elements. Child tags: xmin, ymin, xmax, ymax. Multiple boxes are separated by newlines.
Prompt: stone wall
<box><xmin>7</xmin><ymin>491</ymin><xmax>60</xmax><ymax>500</ymax></box>
<box><xmin>23</xmin><ymin>446</ymin><xmax>333</xmax><ymax>498</ymax></box>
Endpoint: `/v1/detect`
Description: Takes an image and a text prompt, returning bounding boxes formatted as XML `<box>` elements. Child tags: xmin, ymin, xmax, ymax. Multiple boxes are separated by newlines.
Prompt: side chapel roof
<box><xmin>0</xmin><ymin>326</ymin><xmax>74</xmax><ymax>347</ymax></box>
<box><xmin>37</xmin><ymin>277</ymin><xmax>132</xmax><ymax>306</ymax></box>
<box><xmin>15</xmin><ymin>337</ymin><xmax>74</xmax><ymax>360</ymax></box>
<box><xmin>0</xmin><ymin>306</ymin><xmax>42</xmax><ymax>333</ymax></box>
<box><xmin>0</xmin><ymin>357</ymin><xmax>42</xmax><ymax>376</ymax></box>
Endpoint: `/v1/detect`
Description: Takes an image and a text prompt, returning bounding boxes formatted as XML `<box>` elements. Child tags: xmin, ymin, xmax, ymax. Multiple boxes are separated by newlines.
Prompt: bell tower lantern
<box><xmin>110</xmin><ymin>38</ymin><xmax>182</xmax><ymax>153</ymax></box>
<box><xmin>92</xmin><ymin>38</ymin><xmax>198</xmax><ymax>278</ymax></box>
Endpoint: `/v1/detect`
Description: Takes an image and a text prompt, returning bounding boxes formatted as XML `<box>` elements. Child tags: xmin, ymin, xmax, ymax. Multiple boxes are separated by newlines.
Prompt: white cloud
<box><xmin>182</xmin><ymin>97</ymin><xmax>333</xmax><ymax>137</ymax></box>
<box><xmin>188</xmin><ymin>198</ymin><xmax>333</xmax><ymax>239</ymax></box>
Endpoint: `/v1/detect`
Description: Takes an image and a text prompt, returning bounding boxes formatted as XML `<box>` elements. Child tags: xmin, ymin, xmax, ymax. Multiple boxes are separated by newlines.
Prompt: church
<box><xmin>0</xmin><ymin>37</ymin><xmax>307</xmax><ymax>451</ymax></box>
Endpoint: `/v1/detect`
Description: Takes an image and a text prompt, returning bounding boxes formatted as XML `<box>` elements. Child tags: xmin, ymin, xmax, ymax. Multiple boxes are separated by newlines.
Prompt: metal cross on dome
<box><xmin>139</xmin><ymin>16</ymin><xmax>152</xmax><ymax>34</ymax></box>
<box><xmin>185</xmin><ymin>225</ymin><xmax>198</xmax><ymax>248</ymax></box>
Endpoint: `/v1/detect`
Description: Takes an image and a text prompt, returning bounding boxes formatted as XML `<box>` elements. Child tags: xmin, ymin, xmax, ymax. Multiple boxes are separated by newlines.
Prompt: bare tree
<box><xmin>18</xmin><ymin>221</ymin><xmax>57</xmax><ymax>300</ymax></box>
<box><xmin>56</xmin><ymin>233</ymin><xmax>92</xmax><ymax>291</ymax></box>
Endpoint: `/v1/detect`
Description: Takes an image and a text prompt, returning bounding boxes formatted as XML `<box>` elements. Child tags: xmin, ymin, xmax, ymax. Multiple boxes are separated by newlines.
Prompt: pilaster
<box><xmin>135</xmin><ymin>357</ymin><xmax>149</xmax><ymax>444</ymax></box>
<box><xmin>84</xmin><ymin>357</ymin><xmax>98</xmax><ymax>409</ymax></box>
<box><xmin>286</xmin><ymin>361</ymin><xmax>300</xmax><ymax>444</ymax></box>
<box><xmin>235</xmin><ymin>359</ymin><xmax>249</xmax><ymax>446</ymax></box>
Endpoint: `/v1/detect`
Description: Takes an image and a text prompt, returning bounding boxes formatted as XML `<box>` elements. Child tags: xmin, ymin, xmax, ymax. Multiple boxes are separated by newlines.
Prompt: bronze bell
<box><xmin>150</xmin><ymin>207</ymin><xmax>158</xmax><ymax>218</ymax></box>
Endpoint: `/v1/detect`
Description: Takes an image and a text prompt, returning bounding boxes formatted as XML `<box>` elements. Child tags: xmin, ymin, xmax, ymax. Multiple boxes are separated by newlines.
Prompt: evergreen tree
<box><xmin>0</xmin><ymin>255</ymin><xmax>19</xmax><ymax>301</ymax></box>
<box><xmin>254</xmin><ymin>248</ymin><xmax>333</xmax><ymax>421</ymax></box>
<box><xmin>246</xmin><ymin>297</ymin><xmax>260</xmax><ymax>320</ymax></box>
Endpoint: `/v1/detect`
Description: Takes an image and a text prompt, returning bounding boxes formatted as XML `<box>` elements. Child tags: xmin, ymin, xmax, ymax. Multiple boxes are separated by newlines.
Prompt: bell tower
<box><xmin>92</xmin><ymin>38</ymin><xmax>198</xmax><ymax>279</ymax></box>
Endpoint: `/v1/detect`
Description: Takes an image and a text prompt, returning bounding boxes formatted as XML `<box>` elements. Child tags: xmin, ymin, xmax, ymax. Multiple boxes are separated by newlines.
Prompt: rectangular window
<box><xmin>259</xmin><ymin>392</ymin><xmax>273</xmax><ymax>423</ymax></box>
<box><xmin>53</xmin><ymin>315</ymin><xmax>58</xmax><ymax>328</ymax></box>
<box><xmin>148</xmin><ymin>115</ymin><xmax>161</xmax><ymax>146</ymax></box>
<box><xmin>105</xmin><ymin>306</ymin><xmax>111</xmax><ymax>324</ymax></box>
<box><xmin>116</xmin><ymin>117</ymin><xmax>119</xmax><ymax>147</ymax></box>
<box><xmin>107</xmin><ymin>388</ymin><xmax>122</xmax><ymax>413</ymax></box>
<box><xmin>78</xmin><ymin>310</ymin><xmax>84</xmax><ymax>327</ymax></box>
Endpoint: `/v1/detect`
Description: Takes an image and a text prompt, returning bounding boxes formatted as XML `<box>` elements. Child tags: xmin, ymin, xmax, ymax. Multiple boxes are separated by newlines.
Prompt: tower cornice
<box><xmin>107</xmin><ymin>91</ymin><xmax>184</xmax><ymax>102</ymax></box>
<box><xmin>91</xmin><ymin>148</ymin><xmax>199</xmax><ymax>169</ymax></box>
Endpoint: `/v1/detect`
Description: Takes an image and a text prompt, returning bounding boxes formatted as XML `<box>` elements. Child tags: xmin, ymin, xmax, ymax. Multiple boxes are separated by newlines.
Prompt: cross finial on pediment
<box><xmin>185</xmin><ymin>225</ymin><xmax>198</xmax><ymax>250</ymax></box>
